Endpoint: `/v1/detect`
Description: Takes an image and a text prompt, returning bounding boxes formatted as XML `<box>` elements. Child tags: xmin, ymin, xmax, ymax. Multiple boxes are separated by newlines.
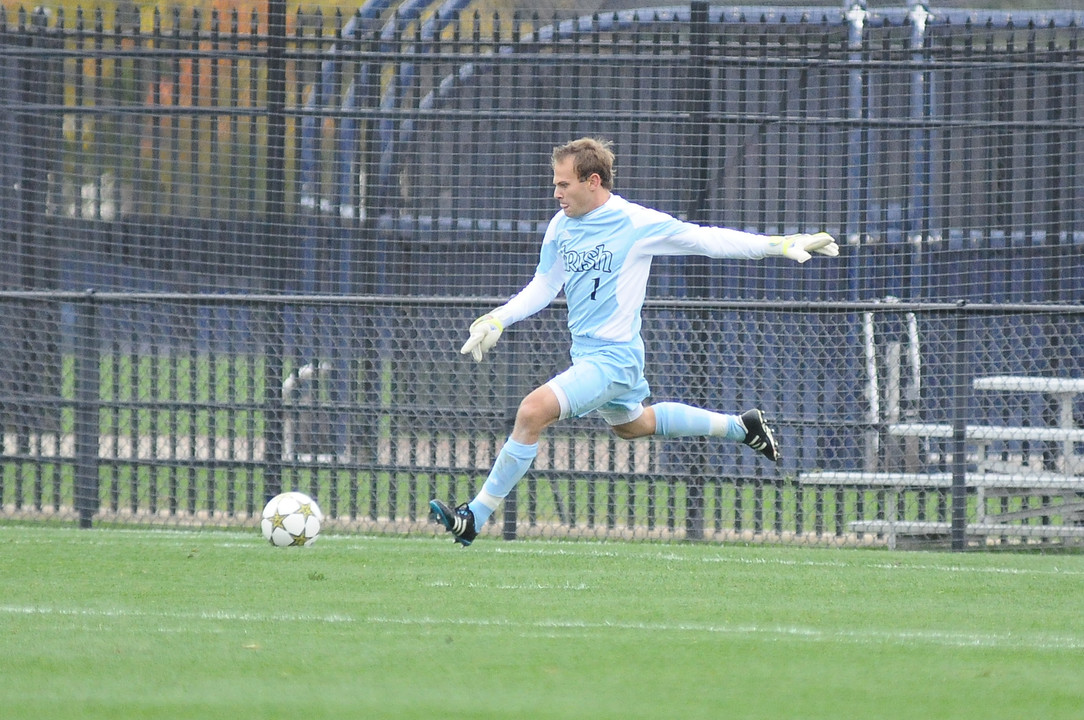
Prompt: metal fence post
<box><xmin>502</xmin><ymin>326</ymin><xmax>521</xmax><ymax>542</ymax></box>
<box><xmin>682</xmin><ymin>0</ymin><xmax>711</xmax><ymax>542</ymax></box>
<box><xmin>74</xmin><ymin>290</ymin><xmax>99</xmax><ymax>528</ymax></box>
<box><xmin>502</xmin><ymin>486</ymin><xmax>518</xmax><ymax>541</ymax></box>
<box><xmin>262</xmin><ymin>1</ymin><xmax>288</xmax><ymax>500</ymax></box>
<box><xmin>950</xmin><ymin>300</ymin><xmax>969</xmax><ymax>550</ymax></box>
<box><xmin>908</xmin><ymin>2</ymin><xmax>931</xmax><ymax>243</ymax></box>
<box><xmin>263</xmin><ymin>302</ymin><xmax>285</xmax><ymax>501</ymax></box>
<box><xmin>266</xmin><ymin>0</ymin><xmax>288</xmax><ymax>288</ymax></box>
<box><xmin>844</xmin><ymin>0</ymin><xmax>868</xmax><ymax>245</ymax></box>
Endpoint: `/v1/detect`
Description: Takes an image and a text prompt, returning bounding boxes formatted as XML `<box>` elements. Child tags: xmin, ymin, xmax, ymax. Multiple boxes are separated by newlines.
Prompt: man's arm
<box><xmin>641</xmin><ymin>222</ymin><xmax>838</xmax><ymax>264</ymax></box>
<box><xmin>489</xmin><ymin>271</ymin><xmax>564</xmax><ymax>327</ymax></box>
<box><xmin>460</xmin><ymin>225</ymin><xmax>567</xmax><ymax>363</ymax></box>
<box><xmin>459</xmin><ymin>273</ymin><xmax>564</xmax><ymax>362</ymax></box>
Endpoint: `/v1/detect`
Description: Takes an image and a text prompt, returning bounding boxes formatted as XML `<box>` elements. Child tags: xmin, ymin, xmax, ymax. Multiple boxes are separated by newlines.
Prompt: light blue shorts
<box><xmin>545</xmin><ymin>337</ymin><xmax>650</xmax><ymax>426</ymax></box>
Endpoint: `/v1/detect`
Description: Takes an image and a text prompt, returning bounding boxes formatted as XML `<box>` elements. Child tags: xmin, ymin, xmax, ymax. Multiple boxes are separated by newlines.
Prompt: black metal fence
<box><xmin>1</xmin><ymin>2</ymin><xmax>1082</xmax><ymax>548</ymax></box>
<box><xmin>2</xmin><ymin>3</ymin><xmax>1082</xmax><ymax>297</ymax></box>
<box><xmin>2</xmin><ymin>291</ymin><xmax>1081</xmax><ymax>549</ymax></box>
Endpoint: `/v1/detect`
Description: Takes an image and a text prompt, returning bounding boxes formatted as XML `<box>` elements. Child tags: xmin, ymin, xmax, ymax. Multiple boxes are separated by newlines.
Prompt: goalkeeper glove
<box><xmin>768</xmin><ymin>232</ymin><xmax>839</xmax><ymax>263</ymax></box>
<box><xmin>460</xmin><ymin>313</ymin><xmax>505</xmax><ymax>362</ymax></box>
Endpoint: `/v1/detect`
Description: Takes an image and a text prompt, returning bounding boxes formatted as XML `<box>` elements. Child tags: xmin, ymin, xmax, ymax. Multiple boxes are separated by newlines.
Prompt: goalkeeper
<box><xmin>431</xmin><ymin>137</ymin><xmax>838</xmax><ymax>546</ymax></box>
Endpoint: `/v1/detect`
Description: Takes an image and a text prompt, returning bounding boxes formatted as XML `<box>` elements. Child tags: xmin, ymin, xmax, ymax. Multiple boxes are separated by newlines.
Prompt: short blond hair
<box><xmin>551</xmin><ymin>137</ymin><xmax>615</xmax><ymax>190</ymax></box>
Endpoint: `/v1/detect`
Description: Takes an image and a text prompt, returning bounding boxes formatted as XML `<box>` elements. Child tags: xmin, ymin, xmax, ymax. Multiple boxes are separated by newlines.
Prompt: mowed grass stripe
<box><xmin>6</xmin><ymin>525</ymin><xmax>1083</xmax><ymax>576</ymax></box>
<box><xmin>4</xmin><ymin>603</ymin><xmax>1083</xmax><ymax>652</ymax></box>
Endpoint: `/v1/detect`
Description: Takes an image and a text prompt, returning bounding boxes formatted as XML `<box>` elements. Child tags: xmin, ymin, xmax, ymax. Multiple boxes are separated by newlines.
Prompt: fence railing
<box><xmin>2</xmin><ymin>292</ymin><xmax>1081</xmax><ymax>548</ymax></box>
<box><xmin>2</xmin><ymin>4</ymin><xmax>1082</xmax><ymax>298</ymax></box>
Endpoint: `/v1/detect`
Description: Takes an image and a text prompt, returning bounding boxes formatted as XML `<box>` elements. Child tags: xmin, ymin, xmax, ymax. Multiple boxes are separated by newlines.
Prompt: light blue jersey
<box><xmin>493</xmin><ymin>194</ymin><xmax>773</xmax><ymax>347</ymax></box>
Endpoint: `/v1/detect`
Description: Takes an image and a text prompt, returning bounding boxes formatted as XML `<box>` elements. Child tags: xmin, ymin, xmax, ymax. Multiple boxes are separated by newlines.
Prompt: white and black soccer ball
<box><xmin>261</xmin><ymin>491</ymin><xmax>323</xmax><ymax>547</ymax></box>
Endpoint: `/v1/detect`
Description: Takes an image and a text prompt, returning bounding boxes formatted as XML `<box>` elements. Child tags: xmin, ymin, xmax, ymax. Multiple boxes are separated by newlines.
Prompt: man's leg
<box><xmin>613</xmin><ymin>403</ymin><xmax>780</xmax><ymax>462</ymax></box>
<box><xmin>472</xmin><ymin>384</ymin><xmax>562</xmax><ymax>524</ymax></box>
<box><xmin>430</xmin><ymin>384</ymin><xmax>558</xmax><ymax>545</ymax></box>
<box><xmin>465</xmin><ymin>436</ymin><xmax>538</xmax><ymax>529</ymax></box>
<box><xmin>650</xmin><ymin>401</ymin><xmax>747</xmax><ymax>440</ymax></box>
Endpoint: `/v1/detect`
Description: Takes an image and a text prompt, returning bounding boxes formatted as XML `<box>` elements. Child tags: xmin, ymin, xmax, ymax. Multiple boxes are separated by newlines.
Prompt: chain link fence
<box><xmin>2</xmin><ymin>3</ymin><xmax>1082</xmax><ymax>548</ymax></box>
<box><xmin>2</xmin><ymin>293</ymin><xmax>1081</xmax><ymax>548</ymax></box>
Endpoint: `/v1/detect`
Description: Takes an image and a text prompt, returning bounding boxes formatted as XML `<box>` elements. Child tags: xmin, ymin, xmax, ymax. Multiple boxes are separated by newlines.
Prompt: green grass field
<box><xmin>3</xmin><ymin>526</ymin><xmax>1083</xmax><ymax>720</ymax></box>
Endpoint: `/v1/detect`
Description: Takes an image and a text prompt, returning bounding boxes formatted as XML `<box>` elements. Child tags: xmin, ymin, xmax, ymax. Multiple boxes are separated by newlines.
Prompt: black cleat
<box><xmin>428</xmin><ymin>499</ymin><xmax>478</xmax><ymax>546</ymax></box>
<box><xmin>740</xmin><ymin>409</ymin><xmax>780</xmax><ymax>463</ymax></box>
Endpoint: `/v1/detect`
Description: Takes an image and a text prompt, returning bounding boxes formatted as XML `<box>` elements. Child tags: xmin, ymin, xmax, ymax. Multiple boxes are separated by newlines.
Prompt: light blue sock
<box><xmin>652</xmin><ymin>402</ymin><xmax>745</xmax><ymax>441</ymax></box>
<box><xmin>468</xmin><ymin>437</ymin><xmax>538</xmax><ymax>528</ymax></box>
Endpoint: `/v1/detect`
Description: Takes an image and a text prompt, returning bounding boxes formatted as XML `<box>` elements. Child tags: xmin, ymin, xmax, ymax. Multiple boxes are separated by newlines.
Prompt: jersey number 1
<box><xmin>590</xmin><ymin>277</ymin><xmax>600</xmax><ymax>300</ymax></box>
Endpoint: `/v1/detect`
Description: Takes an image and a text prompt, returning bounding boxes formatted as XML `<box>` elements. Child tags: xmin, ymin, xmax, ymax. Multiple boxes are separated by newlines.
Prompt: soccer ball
<box><xmin>261</xmin><ymin>491</ymin><xmax>323</xmax><ymax>547</ymax></box>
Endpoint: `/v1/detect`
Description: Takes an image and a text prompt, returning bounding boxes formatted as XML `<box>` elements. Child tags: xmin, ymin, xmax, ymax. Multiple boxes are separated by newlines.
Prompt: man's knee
<box><xmin>514</xmin><ymin>387</ymin><xmax>561</xmax><ymax>435</ymax></box>
<box><xmin>515</xmin><ymin>399</ymin><xmax>545</xmax><ymax>430</ymax></box>
<box><xmin>610</xmin><ymin>409</ymin><xmax>655</xmax><ymax>441</ymax></box>
<box><xmin>610</xmin><ymin>423</ymin><xmax>642</xmax><ymax>441</ymax></box>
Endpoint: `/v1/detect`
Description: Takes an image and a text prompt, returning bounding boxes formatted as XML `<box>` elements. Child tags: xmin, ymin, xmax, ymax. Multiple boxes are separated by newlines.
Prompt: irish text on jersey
<box><xmin>562</xmin><ymin>244</ymin><xmax>613</xmax><ymax>273</ymax></box>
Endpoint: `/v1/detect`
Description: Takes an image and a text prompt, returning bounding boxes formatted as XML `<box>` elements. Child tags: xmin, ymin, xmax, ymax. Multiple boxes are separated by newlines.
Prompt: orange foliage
<box><xmin>0</xmin><ymin>2</ymin><xmax>374</xmax><ymax>34</ymax></box>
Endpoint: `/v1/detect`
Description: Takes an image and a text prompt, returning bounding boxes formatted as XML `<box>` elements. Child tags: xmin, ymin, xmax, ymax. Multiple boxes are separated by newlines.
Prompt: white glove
<box><xmin>768</xmin><ymin>232</ymin><xmax>839</xmax><ymax>264</ymax></box>
<box><xmin>460</xmin><ymin>313</ymin><xmax>504</xmax><ymax>362</ymax></box>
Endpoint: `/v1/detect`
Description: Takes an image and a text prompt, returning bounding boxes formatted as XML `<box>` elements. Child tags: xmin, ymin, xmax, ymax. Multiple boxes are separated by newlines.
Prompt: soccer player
<box><xmin>430</xmin><ymin>137</ymin><xmax>838</xmax><ymax>546</ymax></box>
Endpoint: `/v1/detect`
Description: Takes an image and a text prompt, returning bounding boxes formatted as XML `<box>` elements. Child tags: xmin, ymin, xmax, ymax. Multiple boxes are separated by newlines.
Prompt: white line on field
<box><xmin>365</xmin><ymin>615</ymin><xmax>1084</xmax><ymax>651</ymax></box>
<box><xmin>697</xmin><ymin>555</ymin><xmax>1084</xmax><ymax>577</ymax></box>
<box><xmin>0</xmin><ymin>605</ymin><xmax>354</xmax><ymax>624</ymax></box>
<box><xmin>489</xmin><ymin>545</ymin><xmax>1084</xmax><ymax>577</ymax></box>
<box><xmin>3</xmin><ymin>604</ymin><xmax>1082</xmax><ymax>651</ymax></box>
<box><xmin>426</xmin><ymin>580</ymin><xmax>590</xmax><ymax>591</ymax></box>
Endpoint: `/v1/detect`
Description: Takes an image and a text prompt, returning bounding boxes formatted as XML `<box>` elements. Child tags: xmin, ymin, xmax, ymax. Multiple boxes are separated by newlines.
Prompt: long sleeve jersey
<box><xmin>491</xmin><ymin>194</ymin><xmax>777</xmax><ymax>345</ymax></box>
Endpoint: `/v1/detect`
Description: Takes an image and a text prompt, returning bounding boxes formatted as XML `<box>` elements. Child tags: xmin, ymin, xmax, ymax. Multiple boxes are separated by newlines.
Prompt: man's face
<box><xmin>552</xmin><ymin>157</ymin><xmax>602</xmax><ymax>218</ymax></box>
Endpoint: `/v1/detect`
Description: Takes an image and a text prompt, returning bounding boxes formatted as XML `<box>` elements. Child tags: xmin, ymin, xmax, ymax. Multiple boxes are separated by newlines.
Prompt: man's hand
<box><xmin>769</xmin><ymin>232</ymin><xmax>839</xmax><ymax>263</ymax></box>
<box><xmin>460</xmin><ymin>314</ymin><xmax>504</xmax><ymax>362</ymax></box>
